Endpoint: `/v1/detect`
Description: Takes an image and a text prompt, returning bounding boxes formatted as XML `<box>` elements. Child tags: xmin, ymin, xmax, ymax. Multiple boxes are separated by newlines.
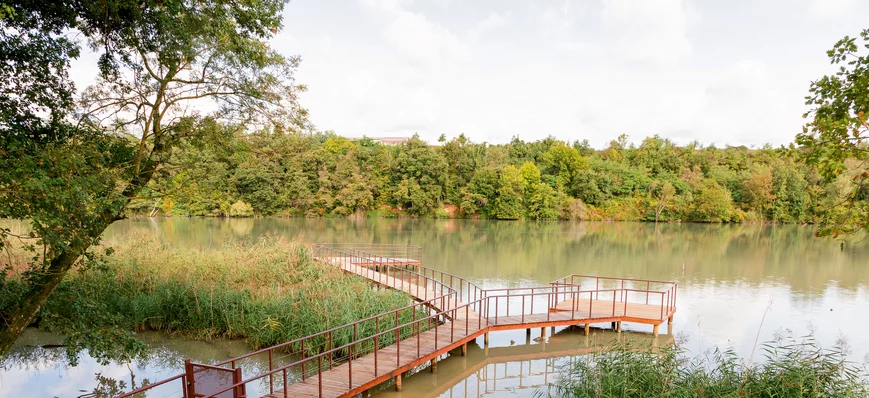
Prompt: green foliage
<box><xmin>542</xmin><ymin>142</ymin><xmax>589</xmax><ymax>188</ymax></box>
<box><xmin>797</xmin><ymin>29</ymin><xmax>869</xmax><ymax>239</ymax></box>
<box><xmin>132</xmin><ymin>130</ymin><xmax>845</xmax><ymax>225</ymax></box>
<box><xmin>0</xmin><ymin>0</ymin><xmax>306</xmax><ymax>358</ymax></box>
<box><xmin>689</xmin><ymin>179</ymin><xmax>733</xmax><ymax>222</ymax></box>
<box><xmin>229</xmin><ymin>200</ymin><xmax>254</xmax><ymax>217</ymax></box>
<box><xmin>549</xmin><ymin>335</ymin><xmax>868</xmax><ymax>397</ymax></box>
<box><xmin>21</xmin><ymin>235</ymin><xmax>411</xmax><ymax>364</ymax></box>
<box><xmin>494</xmin><ymin>165</ymin><xmax>526</xmax><ymax>219</ymax></box>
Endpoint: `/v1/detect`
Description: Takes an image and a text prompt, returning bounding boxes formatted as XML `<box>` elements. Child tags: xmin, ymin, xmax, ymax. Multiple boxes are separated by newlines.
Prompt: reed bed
<box><xmin>547</xmin><ymin>336</ymin><xmax>868</xmax><ymax>397</ymax></box>
<box><xmin>47</xmin><ymin>234</ymin><xmax>414</xmax><ymax>352</ymax></box>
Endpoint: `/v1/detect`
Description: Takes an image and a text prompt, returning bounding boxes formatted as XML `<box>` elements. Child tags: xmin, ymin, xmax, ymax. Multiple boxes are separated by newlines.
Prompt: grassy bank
<box><xmin>10</xmin><ymin>234</ymin><xmax>414</xmax><ymax>362</ymax></box>
<box><xmin>549</xmin><ymin>337</ymin><xmax>868</xmax><ymax>397</ymax></box>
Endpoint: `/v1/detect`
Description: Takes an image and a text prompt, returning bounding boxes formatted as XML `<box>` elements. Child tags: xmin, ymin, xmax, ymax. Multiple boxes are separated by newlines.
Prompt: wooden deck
<box><xmin>116</xmin><ymin>244</ymin><xmax>677</xmax><ymax>398</ymax></box>
<box><xmin>267</xmin><ymin>255</ymin><xmax>676</xmax><ymax>398</ymax></box>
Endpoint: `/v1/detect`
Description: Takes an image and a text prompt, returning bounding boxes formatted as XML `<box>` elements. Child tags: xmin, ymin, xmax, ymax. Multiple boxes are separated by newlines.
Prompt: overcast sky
<box><xmin>70</xmin><ymin>0</ymin><xmax>869</xmax><ymax>148</ymax></box>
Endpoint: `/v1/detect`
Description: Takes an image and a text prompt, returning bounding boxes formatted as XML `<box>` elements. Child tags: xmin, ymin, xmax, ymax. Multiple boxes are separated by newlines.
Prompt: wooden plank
<box><xmin>267</xmin><ymin>254</ymin><xmax>679</xmax><ymax>398</ymax></box>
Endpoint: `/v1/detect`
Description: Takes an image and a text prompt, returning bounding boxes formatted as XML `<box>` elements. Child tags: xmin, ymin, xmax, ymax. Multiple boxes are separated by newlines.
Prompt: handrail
<box><xmin>116</xmin><ymin>244</ymin><xmax>678</xmax><ymax>398</ymax></box>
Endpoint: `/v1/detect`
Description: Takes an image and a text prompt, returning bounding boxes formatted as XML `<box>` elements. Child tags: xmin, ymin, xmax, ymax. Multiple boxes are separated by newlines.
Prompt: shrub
<box><xmin>548</xmin><ymin>336</ymin><xmax>868</xmax><ymax>397</ymax></box>
<box><xmin>229</xmin><ymin>200</ymin><xmax>254</xmax><ymax>217</ymax></box>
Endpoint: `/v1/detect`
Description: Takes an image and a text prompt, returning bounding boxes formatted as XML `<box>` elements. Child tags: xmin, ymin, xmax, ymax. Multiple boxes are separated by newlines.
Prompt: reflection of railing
<box><xmin>116</xmin><ymin>244</ymin><xmax>677</xmax><ymax>398</ymax></box>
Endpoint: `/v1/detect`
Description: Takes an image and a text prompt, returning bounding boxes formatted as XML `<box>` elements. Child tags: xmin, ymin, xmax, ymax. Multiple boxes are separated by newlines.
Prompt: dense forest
<box><xmin>132</xmin><ymin>131</ymin><xmax>839</xmax><ymax>223</ymax></box>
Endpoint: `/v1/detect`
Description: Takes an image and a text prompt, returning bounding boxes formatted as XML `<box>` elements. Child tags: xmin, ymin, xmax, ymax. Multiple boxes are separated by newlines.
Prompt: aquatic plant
<box><xmin>26</xmin><ymin>234</ymin><xmax>414</xmax><ymax>363</ymax></box>
<box><xmin>545</xmin><ymin>335</ymin><xmax>868</xmax><ymax>397</ymax></box>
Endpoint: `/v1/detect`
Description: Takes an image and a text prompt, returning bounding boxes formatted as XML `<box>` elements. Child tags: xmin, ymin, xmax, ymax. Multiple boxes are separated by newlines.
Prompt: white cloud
<box><xmin>267</xmin><ymin>0</ymin><xmax>868</xmax><ymax>147</ymax></box>
<box><xmin>471</xmin><ymin>12</ymin><xmax>509</xmax><ymax>39</ymax></box>
<box><xmin>601</xmin><ymin>0</ymin><xmax>692</xmax><ymax>66</ymax></box>
<box><xmin>384</xmin><ymin>11</ymin><xmax>472</xmax><ymax>66</ymax></box>
<box><xmin>810</xmin><ymin>0</ymin><xmax>857</xmax><ymax>17</ymax></box>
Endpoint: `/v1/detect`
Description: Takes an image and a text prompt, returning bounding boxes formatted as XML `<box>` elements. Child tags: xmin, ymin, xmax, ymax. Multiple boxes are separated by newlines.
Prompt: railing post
<box><xmin>435</xmin><ymin>312</ymin><xmax>439</xmax><ymax>351</ymax></box>
<box><xmin>466</xmin><ymin>305</ymin><xmax>469</xmax><ymax>335</ymax></box>
<box><xmin>547</xmin><ymin>290</ymin><xmax>551</xmax><ymax>321</ymax></box>
<box><xmin>375</xmin><ymin>317</ymin><xmax>379</xmax><ymax>376</ymax></box>
<box><xmin>300</xmin><ymin>341</ymin><xmax>305</xmax><ymax>381</ymax></box>
<box><xmin>571</xmin><ymin>291</ymin><xmax>575</xmax><ymax>319</ymax></box>
<box><xmin>319</xmin><ymin>356</ymin><xmax>323</xmax><ymax>397</ymax></box>
<box><xmin>646</xmin><ymin>281</ymin><xmax>650</xmax><ymax>304</ymax></box>
<box><xmin>396</xmin><ymin>308</ymin><xmax>400</xmax><ymax>367</ymax></box>
<box><xmin>416</xmin><ymin>307</ymin><xmax>420</xmax><ymax>357</ymax></box>
<box><xmin>451</xmin><ymin>308</ymin><xmax>455</xmax><ymax>341</ymax></box>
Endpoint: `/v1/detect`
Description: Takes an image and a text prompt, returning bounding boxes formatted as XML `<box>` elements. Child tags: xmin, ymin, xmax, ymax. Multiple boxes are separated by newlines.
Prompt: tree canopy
<box><xmin>798</xmin><ymin>29</ymin><xmax>869</xmax><ymax>241</ymax></box>
<box><xmin>0</xmin><ymin>0</ymin><xmax>306</xmax><ymax>359</ymax></box>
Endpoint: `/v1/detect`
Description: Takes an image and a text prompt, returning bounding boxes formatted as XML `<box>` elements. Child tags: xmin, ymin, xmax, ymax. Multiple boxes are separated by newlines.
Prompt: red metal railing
<box><xmin>116</xmin><ymin>245</ymin><xmax>677</xmax><ymax>398</ymax></box>
<box><xmin>549</xmin><ymin>274</ymin><xmax>677</xmax><ymax>321</ymax></box>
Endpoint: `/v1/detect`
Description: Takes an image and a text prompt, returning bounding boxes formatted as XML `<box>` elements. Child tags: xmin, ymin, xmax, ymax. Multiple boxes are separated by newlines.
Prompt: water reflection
<box><xmin>1</xmin><ymin>219</ymin><xmax>864</xmax><ymax>397</ymax></box>
<box><xmin>105</xmin><ymin>218</ymin><xmax>869</xmax><ymax>359</ymax></box>
<box><xmin>373</xmin><ymin>326</ymin><xmax>675</xmax><ymax>398</ymax></box>
<box><xmin>0</xmin><ymin>330</ymin><xmax>278</xmax><ymax>398</ymax></box>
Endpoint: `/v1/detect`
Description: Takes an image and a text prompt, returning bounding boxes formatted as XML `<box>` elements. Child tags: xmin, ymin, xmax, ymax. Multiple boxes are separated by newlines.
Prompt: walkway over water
<box><xmin>117</xmin><ymin>244</ymin><xmax>677</xmax><ymax>398</ymax></box>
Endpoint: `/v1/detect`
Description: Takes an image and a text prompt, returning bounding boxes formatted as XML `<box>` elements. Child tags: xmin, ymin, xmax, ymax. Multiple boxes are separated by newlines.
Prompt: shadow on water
<box><xmin>372</xmin><ymin>325</ymin><xmax>675</xmax><ymax>398</ymax></box>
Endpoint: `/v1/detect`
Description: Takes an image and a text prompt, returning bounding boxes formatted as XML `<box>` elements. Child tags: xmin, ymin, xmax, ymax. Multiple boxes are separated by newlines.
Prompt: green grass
<box><xmin>42</xmin><ymin>234</ymin><xmax>414</xmax><ymax>353</ymax></box>
<box><xmin>547</xmin><ymin>336</ymin><xmax>868</xmax><ymax>397</ymax></box>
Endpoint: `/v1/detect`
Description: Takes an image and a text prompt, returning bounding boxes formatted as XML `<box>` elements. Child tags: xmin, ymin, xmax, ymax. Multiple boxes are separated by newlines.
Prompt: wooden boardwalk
<box><xmin>268</xmin><ymin>253</ymin><xmax>676</xmax><ymax>398</ymax></box>
<box><xmin>116</xmin><ymin>244</ymin><xmax>677</xmax><ymax>398</ymax></box>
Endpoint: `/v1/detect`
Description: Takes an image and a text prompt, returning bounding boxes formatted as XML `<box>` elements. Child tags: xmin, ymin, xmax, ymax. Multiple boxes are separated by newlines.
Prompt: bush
<box><xmin>229</xmin><ymin>199</ymin><xmax>254</xmax><ymax>217</ymax></box>
<box><xmin>548</xmin><ymin>335</ymin><xmax>868</xmax><ymax>397</ymax></box>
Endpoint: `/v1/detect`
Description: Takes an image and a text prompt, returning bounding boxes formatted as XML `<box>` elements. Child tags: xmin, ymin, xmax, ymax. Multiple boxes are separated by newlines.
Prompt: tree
<box><xmin>688</xmin><ymin>179</ymin><xmax>733</xmax><ymax>222</ymax></box>
<box><xmin>494</xmin><ymin>165</ymin><xmax>525</xmax><ymax>219</ymax></box>
<box><xmin>542</xmin><ymin>142</ymin><xmax>589</xmax><ymax>188</ymax></box>
<box><xmin>651</xmin><ymin>181</ymin><xmax>676</xmax><ymax>222</ymax></box>
<box><xmin>797</xmin><ymin>29</ymin><xmax>869</xmax><ymax>239</ymax></box>
<box><xmin>742</xmin><ymin>170</ymin><xmax>774</xmax><ymax>218</ymax></box>
<box><xmin>0</xmin><ymin>0</ymin><xmax>306</xmax><ymax>358</ymax></box>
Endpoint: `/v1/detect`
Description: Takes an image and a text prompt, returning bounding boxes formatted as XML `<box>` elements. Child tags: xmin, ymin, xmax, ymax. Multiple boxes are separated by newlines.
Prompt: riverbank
<box><xmin>3</xmin><ymin>234</ymin><xmax>412</xmax><ymax>363</ymax></box>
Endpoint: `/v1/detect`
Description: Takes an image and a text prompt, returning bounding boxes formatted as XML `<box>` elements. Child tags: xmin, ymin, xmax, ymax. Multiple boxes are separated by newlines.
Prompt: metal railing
<box><xmin>549</xmin><ymin>274</ymin><xmax>677</xmax><ymax>321</ymax></box>
<box><xmin>116</xmin><ymin>245</ymin><xmax>677</xmax><ymax>398</ymax></box>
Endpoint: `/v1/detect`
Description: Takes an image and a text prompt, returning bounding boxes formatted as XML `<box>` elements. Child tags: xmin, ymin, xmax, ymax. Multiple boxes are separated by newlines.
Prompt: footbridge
<box><xmin>117</xmin><ymin>243</ymin><xmax>677</xmax><ymax>398</ymax></box>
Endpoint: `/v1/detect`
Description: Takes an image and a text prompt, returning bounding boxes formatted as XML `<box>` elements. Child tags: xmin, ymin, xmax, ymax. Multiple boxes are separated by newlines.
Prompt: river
<box><xmin>2</xmin><ymin>218</ymin><xmax>867</xmax><ymax>397</ymax></box>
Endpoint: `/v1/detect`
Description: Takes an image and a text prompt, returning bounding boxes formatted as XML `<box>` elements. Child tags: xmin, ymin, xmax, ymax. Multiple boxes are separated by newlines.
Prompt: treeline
<box><xmin>133</xmin><ymin>131</ymin><xmax>828</xmax><ymax>223</ymax></box>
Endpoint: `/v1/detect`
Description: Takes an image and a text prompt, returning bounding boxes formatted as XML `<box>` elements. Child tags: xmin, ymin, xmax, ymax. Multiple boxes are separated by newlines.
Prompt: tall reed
<box><xmin>47</xmin><ymin>234</ymin><xmax>413</xmax><ymax>351</ymax></box>
<box><xmin>547</xmin><ymin>335</ymin><xmax>868</xmax><ymax>397</ymax></box>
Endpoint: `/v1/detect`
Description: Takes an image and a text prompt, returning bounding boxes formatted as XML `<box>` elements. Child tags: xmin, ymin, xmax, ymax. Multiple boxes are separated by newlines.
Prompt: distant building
<box><xmin>362</xmin><ymin>137</ymin><xmax>409</xmax><ymax>146</ymax></box>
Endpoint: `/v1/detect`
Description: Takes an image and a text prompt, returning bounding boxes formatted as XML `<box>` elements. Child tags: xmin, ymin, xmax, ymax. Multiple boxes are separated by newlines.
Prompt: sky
<box><xmin>70</xmin><ymin>0</ymin><xmax>869</xmax><ymax>148</ymax></box>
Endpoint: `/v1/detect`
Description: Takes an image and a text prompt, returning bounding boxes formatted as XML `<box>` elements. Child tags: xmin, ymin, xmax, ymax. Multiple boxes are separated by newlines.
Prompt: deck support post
<box><xmin>616</xmin><ymin>321</ymin><xmax>622</xmax><ymax>333</ymax></box>
<box><xmin>540</xmin><ymin>328</ymin><xmax>546</xmax><ymax>338</ymax></box>
<box><xmin>668</xmin><ymin>315</ymin><xmax>673</xmax><ymax>324</ymax></box>
<box><xmin>611</xmin><ymin>321</ymin><xmax>616</xmax><ymax>330</ymax></box>
<box><xmin>584</xmin><ymin>324</ymin><xmax>590</xmax><ymax>336</ymax></box>
<box><xmin>395</xmin><ymin>374</ymin><xmax>402</xmax><ymax>391</ymax></box>
<box><xmin>461</xmin><ymin>343</ymin><xmax>467</xmax><ymax>356</ymax></box>
<box><xmin>431</xmin><ymin>358</ymin><xmax>438</xmax><ymax>373</ymax></box>
<box><xmin>484</xmin><ymin>332</ymin><xmax>489</xmax><ymax>346</ymax></box>
<box><xmin>653</xmin><ymin>324</ymin><xmax>659</xmax><ymax>337</ymax></box>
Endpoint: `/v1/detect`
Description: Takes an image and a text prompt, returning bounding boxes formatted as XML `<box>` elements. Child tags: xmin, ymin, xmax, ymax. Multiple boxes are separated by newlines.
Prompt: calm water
<box><xmin>3</xmin><ymin>218</ymin><xmax>868</xmax><ymax>397</ymax></box>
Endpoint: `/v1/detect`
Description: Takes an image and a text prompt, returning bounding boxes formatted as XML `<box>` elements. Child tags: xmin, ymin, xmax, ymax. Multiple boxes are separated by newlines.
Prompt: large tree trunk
<box><xmin>0</xmin><ymin>243</ymin><xmax>92</xmax><ymax>357</ymax></box>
